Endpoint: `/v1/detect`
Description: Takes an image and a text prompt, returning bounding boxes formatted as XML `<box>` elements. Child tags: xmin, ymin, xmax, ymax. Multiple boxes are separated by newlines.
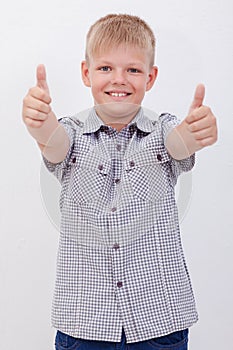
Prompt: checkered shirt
<box><xmin>43</xmin><ymin>107</ymin><xmax>198</xmax><ymax>343</ymax></box>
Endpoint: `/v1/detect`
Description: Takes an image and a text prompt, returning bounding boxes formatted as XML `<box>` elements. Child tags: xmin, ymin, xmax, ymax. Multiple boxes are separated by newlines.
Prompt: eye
<box><xmin>128</xmin><ymin>68</ymin><xmax>140</xmax><ymax>73</ymax></box>
<box><xmin>99</xmin><ymin>66</ymin><xmax>111</xmax><ymax>72</ymax></box>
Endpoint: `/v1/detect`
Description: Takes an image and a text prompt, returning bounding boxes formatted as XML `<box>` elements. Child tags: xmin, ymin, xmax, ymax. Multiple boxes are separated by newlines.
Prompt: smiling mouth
<box><xmin>105</xmin><ymin>92</ymin><xmax>132</xmax><ymax>97</ymax></box>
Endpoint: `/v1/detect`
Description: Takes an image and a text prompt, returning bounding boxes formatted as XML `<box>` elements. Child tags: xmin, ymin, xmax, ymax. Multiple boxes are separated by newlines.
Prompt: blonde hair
<box><xmin>85</xmin><ymin>14</ymin><xmax>156</xmax><ymax>67</ymax></box>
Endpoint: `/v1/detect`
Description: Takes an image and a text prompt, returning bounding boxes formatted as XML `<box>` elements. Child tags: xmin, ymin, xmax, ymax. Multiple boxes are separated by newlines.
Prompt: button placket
<box><xmin>111</xmin><ymin>245</ymin><xmax>124</xmax><ymax>291</ymax></box>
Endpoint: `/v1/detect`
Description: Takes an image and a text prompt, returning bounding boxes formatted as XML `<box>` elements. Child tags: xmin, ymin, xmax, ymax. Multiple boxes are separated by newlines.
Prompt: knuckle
<box><xmin>25</xmin><ymin>118</ymin><xmax>34</xmax><ymax>127</ymax></box>
<box><xmin>191</xmin><ymin>123</ymin><xmax>197</xmax><ymax>132</ymax></box>
<box><xmin>189</xmin><ymin>112</ymin><xmax>196</xmax><ymax>121</ymax></box>
<box><xmin>204</xmin><ymin>106</ymin><xmax>210</xmax><ymax>112</ymax></box>
<box><xmin>40</xmin><ymin>90</ymin><xmax>51</xmax><ymax>103</ymax></box>
<box><xmin>34</xmin><ymin>121</ymin><xmax>43</xmax><ymax>128</ymax></box>
<box><xmin>38</xmin><ymin>101</ymin><xmax>46</xmax><ymax>111</ymax></box>
<box><xmin>34</xmin><ymin>110</ymin><xmax>42</xmax><ymax>119</ymax></box>
<box><xmin>47</xmin><ymin>95</ymin><xmax>52</xmax><ymax>104</ymax></box>
<box><xmin>23</xmin><ymin>95</ymin><xmax>30</xmax><ymax>105</ymax></box>
<box><xmin>198</xmin><ymin>139</ymin><xmax>206</xmax><ymax>147</ymax></box>
<box><xmin>189</xmin><ymin>122</ymin><xmax>197</xmax><ymax>132</ymax></box>
<box><xmin>29</xmin><ymin>87</ymin><xmax>35</xmax><ymax>95</ymax></box>
<box><xmin>40</xmin><ymin>90</ymin><xmax>46</xmax><ymax>99</ymax></box>
<box><xmin>26</xmin><ymin>118</ymin><xmax>43</xmax><ymax>128</ymax></box>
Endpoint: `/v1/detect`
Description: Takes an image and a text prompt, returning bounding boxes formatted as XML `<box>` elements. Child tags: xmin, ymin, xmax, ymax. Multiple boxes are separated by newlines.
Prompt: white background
<box><xmin>0</xmin><ymin>0</ymin><xmax>233</xmax><ymax>349</ymax></box>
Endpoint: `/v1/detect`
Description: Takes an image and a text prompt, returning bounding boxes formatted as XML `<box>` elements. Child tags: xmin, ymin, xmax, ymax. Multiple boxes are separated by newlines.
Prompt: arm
<box><xmin>165</xmin><ymin>84</ymin><xmax>218</xmax><ymax>160</ymax></box>
<box><xmin>22</xmin><ymin>65</ymin><xmax>70</xmax><ymax>164</ymax></box>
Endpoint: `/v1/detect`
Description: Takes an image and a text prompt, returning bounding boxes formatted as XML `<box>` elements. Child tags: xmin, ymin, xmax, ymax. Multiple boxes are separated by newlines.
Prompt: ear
<box><xmin>146</xmin><ymin>66</ymin><xmax>158</xmax><ymax>91</ymax></box>
<box><xmin>81</xmin><ymin>60</ymin><xmax>91</xmax><ymax>87</ymax></box>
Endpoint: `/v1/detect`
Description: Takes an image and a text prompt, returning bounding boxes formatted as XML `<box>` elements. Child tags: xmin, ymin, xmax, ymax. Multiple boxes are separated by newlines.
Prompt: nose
<box><xmin>110</xmin><ymin>69</ymin><xmax>127</xmax><ymax>85</ymax></box>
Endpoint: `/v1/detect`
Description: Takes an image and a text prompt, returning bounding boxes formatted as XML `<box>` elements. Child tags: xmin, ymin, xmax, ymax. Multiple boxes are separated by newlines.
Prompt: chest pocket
<box><xmin>124</xmin><ymin>148</ymin><xmax>171</xmax><ymax>201</ymax></box>
<box><xmin>68</xmin><ymin>152</ymin><xmax>112</xmax><ymax>205</ymax></box>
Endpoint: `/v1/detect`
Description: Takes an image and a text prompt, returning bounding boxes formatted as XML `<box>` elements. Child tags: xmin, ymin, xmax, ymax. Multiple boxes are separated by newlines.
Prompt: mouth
<box><xmin>105</xmin><ymin>91</ymin><xmax>132</xmax><ymax>97</ymax></box>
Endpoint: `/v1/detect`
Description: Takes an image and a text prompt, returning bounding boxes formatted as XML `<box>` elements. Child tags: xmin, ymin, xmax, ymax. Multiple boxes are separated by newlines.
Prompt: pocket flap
<box><xmin>70</xmin><ymin>152</ymin><xmax>111</xmax><ymax>176</ymax></box>
<box><xmin>124</xmin><ymin>148</ymin><xmax>170</xmax><ymax>171</ymax></box>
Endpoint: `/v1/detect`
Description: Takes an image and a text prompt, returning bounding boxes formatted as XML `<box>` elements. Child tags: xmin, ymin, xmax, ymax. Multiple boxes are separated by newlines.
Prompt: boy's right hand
<box><xmin>23</xmin><ymin>65</ymin><xmax>69</xmax><ymax>163</ymax></box>
<box><xmin>22</xmin><ymin>64</ymin><xmax>54</xmax><ymax>128</ymax></box>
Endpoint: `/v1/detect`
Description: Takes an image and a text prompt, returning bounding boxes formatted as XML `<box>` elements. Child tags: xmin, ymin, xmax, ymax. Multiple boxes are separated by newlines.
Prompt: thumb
<box><xmin>188</xmin><ymin>83</ymin><xmax>205</xmax><ymax>114</ymax></box>
<box><xmin>36</xmin><ymin>64</ymin><xmax>50</xmax><ymax>94</ymax></box>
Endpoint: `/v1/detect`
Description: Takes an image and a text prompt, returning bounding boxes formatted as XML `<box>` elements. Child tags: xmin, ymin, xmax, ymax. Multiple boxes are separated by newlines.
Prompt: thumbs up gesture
<box><xmin>185</xmin><ymin>84</ymin><xmax>217</xmax><ymax>148</ymax></box>
<box><xmin>22</xmin><ymin>64</ymin><xmax>53</xmax><ymax>128</ymax></box>
<box><xmin>22</xmin><ymin>65</ymin><xmax>70</xmax><ymax>163</ymax></box>
<box><xmin>166</xmin><ymin>84</ymin><xmax>218</xmax><ymax>160</ymax></box>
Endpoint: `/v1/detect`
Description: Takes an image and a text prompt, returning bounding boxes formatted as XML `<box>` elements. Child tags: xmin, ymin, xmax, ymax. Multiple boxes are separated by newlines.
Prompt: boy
<box><xmin>22</xmin><ymin>14</ymin><xmax>217</xmax><ymax>350</ymax></box>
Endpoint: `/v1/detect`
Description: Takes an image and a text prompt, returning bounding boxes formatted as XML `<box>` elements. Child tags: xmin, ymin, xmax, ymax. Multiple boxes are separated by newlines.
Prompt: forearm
<box><xmin>165</xmin><ymin>122</ymin><xmax>200</xmax><ymax>160</ymax></box>
<box><xmin>26</xmin><ymin>111</ymin><xmax>70</xmax><ymax>164</ymax></box>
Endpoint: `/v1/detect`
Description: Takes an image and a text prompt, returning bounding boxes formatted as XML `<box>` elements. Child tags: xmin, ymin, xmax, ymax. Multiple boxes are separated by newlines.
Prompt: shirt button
<box><xmin>98</xmin><ymin>164</ymin><xmax>104</xmax><ymax>170</ymax></box>
<box><xmin>113</xmin><ymin>243</ymin><xmax>120</xmax><ymax>250</ymax></box>
<box><xmin>111</xmin><ymin>207</ymin><xmax>117</xmax><ymax>212</ymax></box>
<box><xmin>72</xmin><ymin>157</ymin><xmax>76</xmax><ymax>163</ymax></box>
<box><xmin>115</xmin><ymin>179</ymin><xmax>120</xmax><ymax>184</ymax></box>
<box><xmin>116</xmin><ymin>144</ymin><xmax>122</xmax><ymax>151</ymax></box>
<box><xmin>129</xmin><ymin>123</ymin><xmax>136</xmax><ymax>131</ymax></box>
<box><xmin>157</xmin><ymin>154</ymin><xmax>162</xmax><ymax>161</ymax></box>
<box><xmin>117</xmin><ymin>281</ymin><xmax>123</xmax><ymax>288</ymax></box>
<box><xmin>130</xmin><ymin>161</ymin><xmax>135</xmax><ymax>167</ymax></box>
<box><xmin>101</xmin><ymin>125</ymin><xmax>108</xmax><ymax>132</ymax></box>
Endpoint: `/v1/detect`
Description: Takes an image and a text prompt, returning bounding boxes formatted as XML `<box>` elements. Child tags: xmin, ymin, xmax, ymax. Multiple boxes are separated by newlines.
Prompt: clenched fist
<box><xmin>182</xmin><ymin>84</ymin><xmax>217</xmax><ymax>149</ymax></box>
<box><xmin>166</xmin><ymin>84</ymin><xmax>218</xmax><ymax>160</ymax></box>
<box><xmin>22</xmin><ymin>65</ymin><xmax>69</xmax><ymax>163</ymax></box>
<box><xmin>22</xmin><ymin>64</ymin><xmax>53</xmax><ymax>128</ymax></box>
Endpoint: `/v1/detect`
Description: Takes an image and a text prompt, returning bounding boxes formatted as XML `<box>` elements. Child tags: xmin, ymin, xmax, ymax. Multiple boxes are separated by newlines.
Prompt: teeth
<box><xmin>110</xmin><ymin>92</ymin><xmax>127</xmax><ymax>97</ymax></box>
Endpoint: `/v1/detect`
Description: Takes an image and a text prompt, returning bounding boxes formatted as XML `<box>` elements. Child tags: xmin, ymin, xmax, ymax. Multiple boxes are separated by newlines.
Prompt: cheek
<box><xmin>134</xmin><ymin>81</ymin><xmax>148</xmax><ymax>96</ymax></box>
<box><xmin>92</xmin><ymin>76</ymin><xmax>107</xmax><ymax>90</ymax></box>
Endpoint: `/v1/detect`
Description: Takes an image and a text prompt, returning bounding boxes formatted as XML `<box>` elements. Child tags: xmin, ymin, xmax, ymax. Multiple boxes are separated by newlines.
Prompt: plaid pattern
<box><xmin>43</xmin><ymin>108</ymin><xmax>198</xmax><ymax>343</ymax></box>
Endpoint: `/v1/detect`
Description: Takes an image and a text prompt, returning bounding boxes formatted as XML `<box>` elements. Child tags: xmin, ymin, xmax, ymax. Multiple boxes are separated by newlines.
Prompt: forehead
<box><xmin>90</xmin><ymin>44</ymin><xmax>150</xmax><ymax>65</ymax></box>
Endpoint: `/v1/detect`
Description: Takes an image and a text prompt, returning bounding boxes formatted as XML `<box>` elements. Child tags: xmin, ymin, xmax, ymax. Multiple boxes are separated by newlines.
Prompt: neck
<box><xmin>94</xmin><ymin>104</ymin><xmax>140</xmax><ymax>131</ymax></box>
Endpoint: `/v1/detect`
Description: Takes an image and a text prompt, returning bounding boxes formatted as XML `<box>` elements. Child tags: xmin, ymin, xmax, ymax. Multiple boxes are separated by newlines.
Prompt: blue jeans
<box><xmin>55</xmin><ymin>328</ymin><xmax>189</xmax><ymax>349</ymax></box>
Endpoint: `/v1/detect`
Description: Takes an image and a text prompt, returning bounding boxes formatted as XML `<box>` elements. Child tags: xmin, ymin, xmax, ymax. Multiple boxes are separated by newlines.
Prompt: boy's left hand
<box><xmin>184</xmin><ymin>84</ymin><xmax>217</xmax><ymax>149</ymax></box>
<box><xmin>166</xmin><ymin>84</ymin><xmax>218</xmax><ymax>160</ymax></box>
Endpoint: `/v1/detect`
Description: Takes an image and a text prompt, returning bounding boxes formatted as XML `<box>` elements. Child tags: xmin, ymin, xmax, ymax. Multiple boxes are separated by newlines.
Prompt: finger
<box><xmin>187</xmin><ymin>112</ymin><xmax>212</xmax><ymax>132</ymax></box>
<box><xmin>28</xmin><ymin>86</ymin><xmax>51</xmax><ymax>104</ymax></box>
<box><xmin>188</xmin><ymin>83</ymin><xmax>205</xmax><ymax>114</ymax></box>
<box><xmin>24</xmin><ymin>107</ymin><xmax>49</xmax><ymax>121</ymax></box>
<box><xmin>191</xmin><ymin>126</ymin><xmax>215</xmax><ymax>141</ymax></box>
<box><xmin>24</xmin><ymin>94</ymin><xmax>51</xmax><ymax>114</ymax></box>
<box><xmin>36</xmin><ymin>64</ymin><xmax>50</xmax><ymax>94</ymax></box>
<box><xmin>24</xmin><ymin>116</ymin><xmax>45</xmax><ymax>128</ymax></box>
<box><xmin>195</xmin><ymin>136</ymin><xmax>217</xmax><ymax>148</ymax></box>
<box><xmin>186</xmin><ymin>106</ymin><xmax>210</xmax><ymax>124</ymax></box>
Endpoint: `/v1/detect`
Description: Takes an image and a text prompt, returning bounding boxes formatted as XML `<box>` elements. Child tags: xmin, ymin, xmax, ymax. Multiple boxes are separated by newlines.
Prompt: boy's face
<box><xmin>82</xmin><ymin>45</ymin><xmax>158</xmax><ymax>125</ymax></box>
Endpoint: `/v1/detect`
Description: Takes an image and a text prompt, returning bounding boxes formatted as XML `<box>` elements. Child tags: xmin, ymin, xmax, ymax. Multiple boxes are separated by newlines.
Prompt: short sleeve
<box><xmin>159</xmin><ymin>113</ymin><xmax>195</xmax><ymax>176</ymax></box>
<box><xmin>42</xmin><ymin>117</ymin><xmax>78</xmax><ymax>183</ymax></box>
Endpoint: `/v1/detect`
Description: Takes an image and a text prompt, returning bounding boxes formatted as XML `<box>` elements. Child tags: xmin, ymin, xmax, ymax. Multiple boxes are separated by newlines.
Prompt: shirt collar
<box><xmin>82</xmin><ymin>108</ymin><xmax>104</xmax><ymax>134</ymax></box>
<box><xmin>130</xmin><ymin>108</ymin><xmax>158</xmax><ymax>133</ymax></box>
<box><xmin>82</xmin><ymin>107</ymin><xmax>158</xmax><ymax>134</ymax></box>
